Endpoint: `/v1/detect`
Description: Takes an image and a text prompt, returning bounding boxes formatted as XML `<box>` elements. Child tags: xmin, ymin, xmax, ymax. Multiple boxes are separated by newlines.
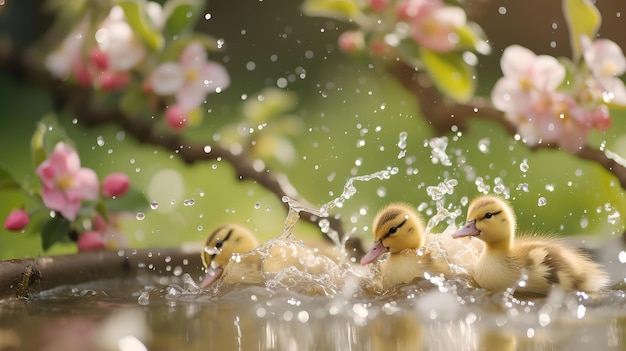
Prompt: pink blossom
<box><xmin>397</xmin><ymin>0</ymin><xmax>464</xmax><ymax>52</ymax></box>
<box><xmin>338</xmin><ymin>31</ymin><xmax>366</xmax><ymax>53</ymax></box>
<box><xmin>77</xmin><ymin>231</ymin><xmax>106</xmax><ymax>251</ymax></box>
<box><xmin>90</xmin><ymin>213</ymin><xmax>129</xmax><ymax>249</ymax></box>
<box><xmin>581</xmin><ymin>36</ymin><xmax>626</xmax><ymax>106</ymax></box>
<box><xmin>149</xmin><ymin>42</ymin><xmax>231</xmax><ymax>112</ymax></box>
<box><xmin>491</xmin><ymin>45</ymin><xmax>565</xmax><ymax>117</ymax></box>
<box><xmin>408</xmin><ymin>6</ymin><xmax>466</xmax><ymax>52</ymax></box>
<box><xmin>45</xmin><ymin>20</ymin><xmax>88</xmax><ymax>80</ymax></box>
<box><xmin>4</xmin><ymin>209</ymin><xmax>29</xmax><ymax>231</ymax></box>
<box><xmin>102</xmin><ymin>173</ymin><xmax>130</xmax><ymax>198</ymax></box>
<box><xmin>165</xmin><ymin>105</ymin><xmax>189</xmax><ymax>130</ymax></box>
<box><xmin>368</xmin><ymin>0</ymin><xmax>389</xmax><ymax>12</ymax></box>
<box><xmin>490</xmin><ymin>45</ymin><xmax>614</xmax><ymax>152</ymax></box>
<box><xmin>95</xmin><ymin>6</ymin><xmax>147</xmax><ymax>72</ymax></box>
<box><xmin>36</xmin><ymin>142</ymin><xmax>99</xmax><ymax>221</ymax></box>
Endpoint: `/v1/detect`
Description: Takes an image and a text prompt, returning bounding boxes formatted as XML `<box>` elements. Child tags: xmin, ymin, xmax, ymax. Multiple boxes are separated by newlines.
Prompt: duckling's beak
<box><xmin>452</xmin><ymin>220</ymin><xmax>479</xmax><ymax>238</ymax></box>
<box><xmin>199</xmin><ymin>266</ymin><xmax>224</xmax><ymax>288</ymax></box>
<box><xmin>360</xmin><ymin>240</ymin><xmax>389</xmax><ymax>265</ymax></box>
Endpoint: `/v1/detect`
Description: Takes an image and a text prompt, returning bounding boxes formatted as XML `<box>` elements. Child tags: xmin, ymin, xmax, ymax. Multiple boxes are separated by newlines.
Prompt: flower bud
<box><xmin>102</xmin><ymin>173</ymin><xmax>130</xmax><ymax>198</ymax></box>
<box><xmin>4</xmin><ymin>209</ymin><xmax>30</xmax><ymax>231</ymax></box>
<box><xmin>77</xmin><ymin>231</ymin><xmax>106</xmax><ymax>251</ymax></box>
<box><xmin>165</xmin><ymin>105</ymin><xmax>189</xmax><ymax>131</ymax></box>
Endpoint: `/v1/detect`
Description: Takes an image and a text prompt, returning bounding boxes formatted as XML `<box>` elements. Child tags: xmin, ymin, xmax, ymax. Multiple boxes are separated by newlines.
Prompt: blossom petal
<box><xmin>585</xmin><ymin>38</ymin><xmax>626</xmax><ymax>77</ymax></box>
<box><xmin>151</xmin><ymin>62</ymin><xmax>185</xmax><ymax>96</ymax></box>
<box><xmin>180</xmin><ymin>42</ymin><xmax>208</xmax><ymax>68</ymax></box>
<box><xmin>176</xmin><ymin>82</ymin><xmax>207</xmax><ymax>111</ymax></box>
<box><xmin>199</xmin><ymin>62</ymin><xmax>231</xmax><ymax>92</ymax></box>
<box><xmin>67</xmin><ymin>168</ymin><xmax>100</xmax><ymax>201</ymax></box>
<box><xmin>500</xmin><ymin>45</ymin><xmax>536</xmax><ymax>78</ymax></box>
<box><xmin>531</xmin><ymin>55</ymin><xmax>565</xmax><ymax>91</ymax></box>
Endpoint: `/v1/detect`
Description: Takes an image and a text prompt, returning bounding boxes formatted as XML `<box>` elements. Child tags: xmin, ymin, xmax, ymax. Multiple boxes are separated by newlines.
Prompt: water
<box><xmin>3</xmin><ymin>274</ymin><xmax>626</xmax><ymax>350</ymax></box>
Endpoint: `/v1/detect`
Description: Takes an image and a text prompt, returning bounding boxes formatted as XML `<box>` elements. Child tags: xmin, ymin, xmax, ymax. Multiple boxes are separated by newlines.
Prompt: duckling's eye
<box><xmin>215</xmin><ymin>240</ymin><xmax>224</xmax><ymax>249</ymax></box>
<box><xmin>483</xmin><ymin>211</ymin><xmax>501</xmax><ymax>219</ymax></box>
<box><xmin>389</xmin><ymin>227</ymin><xmax>398</xmax><ymax>234</ymax></box>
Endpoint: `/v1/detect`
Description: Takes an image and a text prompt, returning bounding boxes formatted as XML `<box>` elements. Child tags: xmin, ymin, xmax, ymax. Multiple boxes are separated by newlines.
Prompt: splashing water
<box><xmin>280</xmin><ymin>167</ymin><xmax>399</xmax><ymax>246</ymax></box>
<box><xmin>428</xmin><ymin>136</ymin><xmax>452</xmax><ymax>166</ymax></box>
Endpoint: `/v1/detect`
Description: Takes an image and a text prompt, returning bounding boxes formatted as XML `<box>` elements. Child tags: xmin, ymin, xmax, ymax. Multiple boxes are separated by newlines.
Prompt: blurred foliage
<box><xmin>0</xmin><ymin>0</ymin><xmax>625</xmax><ymax>260</ymax></box>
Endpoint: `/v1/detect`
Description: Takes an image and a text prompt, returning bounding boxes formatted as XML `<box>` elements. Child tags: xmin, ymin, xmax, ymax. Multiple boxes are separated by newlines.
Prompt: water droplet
<box><xmin>138</xmin><ymin>291</ymin><xmax>149</xmax><ymax>305</ymax></box>
<box><xmin>516</xmin><ymin>183</ymin><xmax>529</xmax><ymax>192</ymax></box>
<box><xmin>183</xmin><ymin>199</ymin><xmax>195</xmax><ymax>206</ymax></box>
<box><xmin>150</xmin><ymin>201</ymin><xmax>159</xmax><ymax>210</ymax></box>
<box><xmin>477</xmin><ymin>138</ymin><xmax>490</xmax><ymax>153</ymax></box>
<box><xmin>376</xmin><ymin>186</ymin><xmax>387</xmax><ymax>198</ymax></box>
<box><xmin>498</xmin><ymin>6</ymin><xmax>507</xmax><ymax>15</ymax></box>
<box><xmin>397</xmin><ymin>131</ymin><xmax>408</xmax><ymax>149</ymax></box>
<box><xmin>254</xmin><ymin>203</ymin><xmax>261</xmax><ymax>209</ymax></box>
<box><xmin>537</xmin><ymin>197</ymin><xmax>547</xmax><ymax>207</ymax></box>
<box><xmin>520</xmin><ymin>159</ymin><xmax>529</xmax><ymax>172</ymax></box>
<box><xmin>608</xmin><ymin>211</ymin><xmax>621</xmax><ymax>225</ymax></box>
<box><xmin>136</xmin><ymin>212</ymin><xmax>146</xmax><ymax>220</ymax></box>
<box><xmin>580</xmin><ymin>217</ymin><xmax>588</xmax><ymax>229</ymax></box>
<box><xmin>618</xmin><ymin>251</ymin><xmax>626</xmax><ymax>263</ymax></box>
<box><xmin>545</xmin><ymin>184</ymin><xmax>555</xmax><ymax>192</ymax></box>
<box><xmin>203</xmin><ymin>145</ymin><xmax>212</xmax><ymax>153</ymax></box>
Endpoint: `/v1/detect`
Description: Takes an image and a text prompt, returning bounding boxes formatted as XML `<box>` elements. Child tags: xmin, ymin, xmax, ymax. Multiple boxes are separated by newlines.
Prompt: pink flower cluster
<box><xmin>145</xmin><ymin>42</ymin><xmax>230</xmax><ymax>131</ymax></box>
<box><xmin>4</xmin><ymin>142</ymin><xmax>131</xmax><ymax>251</ymax></box>
<box><xmin>45</xmin><ymin>4</ymin><xmax>160</xmax><ymax>91</ymax></box>
<box><xmin>44</xmin><ymin>3</ymin><xmax>230</xmax><ymax>132</ymax></box>
<box><xmin>491</xmin><ymin>40</ymin><xmax>626</xmax><ymax>153</ymax></box>
<box><xmin>339</xmin><ymin>0</ymin><xmax>468</xmax><ymax>54</ymax></box>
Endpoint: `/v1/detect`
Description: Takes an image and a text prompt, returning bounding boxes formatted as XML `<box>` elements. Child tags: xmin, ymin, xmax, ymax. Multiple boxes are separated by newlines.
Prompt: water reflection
<box><xmin>1</xmin><ymin>276</ymin><xmax>625</xmax><ymax>350</ymax></box>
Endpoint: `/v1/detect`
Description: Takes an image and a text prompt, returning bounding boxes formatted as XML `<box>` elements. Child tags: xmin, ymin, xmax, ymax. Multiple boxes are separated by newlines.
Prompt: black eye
<box><xmin>215</xmin><ymin>240</ymin><xmax>224</xmax><ymax>249</ymax></box>
<box><xmin>484</xmin><ymin>212</ymin><xmax>493</xmax><ymax>219</ymax></box>
<box><xmin>389</xmin><ymin>227</ymin><xmax>397</xmax><ymax>234</ymax></box>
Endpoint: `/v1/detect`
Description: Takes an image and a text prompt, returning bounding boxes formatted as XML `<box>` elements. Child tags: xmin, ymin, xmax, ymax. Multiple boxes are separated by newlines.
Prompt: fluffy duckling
<box><xmin>361</xmin><ymin>203</ymin><xmax>473</xmax><ymax>290</ymax></box>
<box><xmin>200</xmin><ymin>223</ymin><xmax>260</xmax><ymax>288</ymax></box>
<box><xmin>452</xmin><ymin>195</ymin><xmax>610</xmax><ymax>296</ymax></box>
<box><xmin>200</xmin><ymin>223</ymin><xmax>344</xmax><ymax>294</ymax></box>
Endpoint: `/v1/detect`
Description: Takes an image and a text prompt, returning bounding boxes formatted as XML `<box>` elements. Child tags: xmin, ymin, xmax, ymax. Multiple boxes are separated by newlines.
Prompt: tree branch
<box><xmin>3</xmin><ymin>49</ymin><xmax>365</xmax><ymax>256</ymax></box>
<box><xmin>389</xmin><ymin>62</ymin><xmax>626</xmax><ymax>191</ymax></box>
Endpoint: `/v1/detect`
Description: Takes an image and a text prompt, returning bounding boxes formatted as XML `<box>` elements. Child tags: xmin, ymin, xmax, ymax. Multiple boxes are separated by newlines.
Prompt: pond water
<box><xmin>2</xmin><ymin>271</ymin><xmax>626</xmax><ymax>351</ymax></box>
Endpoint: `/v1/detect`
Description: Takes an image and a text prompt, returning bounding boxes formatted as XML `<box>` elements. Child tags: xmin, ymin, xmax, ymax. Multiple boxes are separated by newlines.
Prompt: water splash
<box><xmin>428</xmin><ymin>137</ymin><xmax>453</xmax><ymax>166</ymax></box>
<box><xmin>280</xmin><ymin>168</ymin><xmax>399</xmax><ymax>246</ymax></box>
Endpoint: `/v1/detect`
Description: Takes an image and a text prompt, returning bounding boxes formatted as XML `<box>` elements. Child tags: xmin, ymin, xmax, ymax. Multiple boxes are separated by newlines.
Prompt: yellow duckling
<box><xmin>200</xmin><ymin>223</ymin><xmax>260</xmax><ymax>288</ymax></box>
<box><xmin>452</xmin><ymin>195</ymin><xmax>610</xmax><ymax>296</ymax></box>
<box><xmin>200</xmin><ymin>223</ymin><xmax>344</xmax><ymax>294</ymax></box>
<box><xmin>360</xmin><ymin>203</ymin><xmax>476</xmax><ymax>290</ymax></box>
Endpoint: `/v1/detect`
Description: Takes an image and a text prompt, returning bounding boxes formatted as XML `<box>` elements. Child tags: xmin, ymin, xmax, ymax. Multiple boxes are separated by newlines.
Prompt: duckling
<box><xmin>452</xmin><ymin>195</ymin><xmax>610</xmax><ymax>296</ymax></box>
<box><xmin>200</xmin><ymin>223</ymin><xmax>345</xmax><ymax>294</ymax></box>
<box><xmin>200</xmin><ymin>223</ymin><xmax>260</xmax><ymax>288</ymax></box>
<box><xmin>360</xmin><ymin>203</ymin><xmax>476</xmax><ymax>290</ymax></box>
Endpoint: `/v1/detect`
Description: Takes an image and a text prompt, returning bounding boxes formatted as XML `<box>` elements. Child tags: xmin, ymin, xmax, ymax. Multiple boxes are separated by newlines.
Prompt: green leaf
<box><xmin>420</xmin><ymin>49</ymin><xmax>475</xmax><ymax>103</ymax></box>
<box><xmin>301</xmin><ymin>0</ymin><xmax>361</xmax><ymax>21</ymax></box>
<box><xmin>105</xmin><ymin>187</ymin><xmax>149</xmax><ymax>213</ymax></box>
<box><xmin>31</xmin><ymin>114</ymin><xmax>71</xmax><ymax>168</ymax></box>
<box><xmin>243</xmin><ymin>88</ymin><xmax>298</xmax><ymax>124</ymax></box>
<box><xmin>41</xmin><ymin>216</ymin><xmax>71</xmax><ymax>251</ymax></box>
<box><xmin>163</xmin><ymin>0</ymin><xmax>204</xmax><ymax>36</ymax></box>
<box><xmin>563</xmin><ymin>0</ymin><xmax>601</xmax><ymax>61</ymax></box>
<box><xmin>0</xmin><ymin>164</ymin><xmax>21</xmax><ymax>190</ymax></box>
<box><xmin>455</xmin><ymin>23</ymin><xmax>491</xmax><ymax>55</ymax></box>
<box><xmin>116</xmin><ymin>0</ymin><xmax>164</xmax><ymax>50</ymax></box>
